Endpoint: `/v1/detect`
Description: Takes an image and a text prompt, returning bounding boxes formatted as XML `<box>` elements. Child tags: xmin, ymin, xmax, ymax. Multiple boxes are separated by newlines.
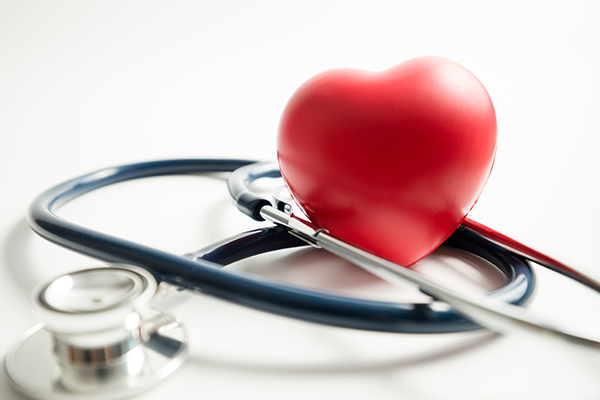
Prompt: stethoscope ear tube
<box><xmin>25</xmin><ymin>159</ymin><xmax>533</xmax><ymax>334</ymax></box>
<box><xmin>462</xmin><ymin>218</ymin><xmax>600</xmax><ymax>290</ymax></box>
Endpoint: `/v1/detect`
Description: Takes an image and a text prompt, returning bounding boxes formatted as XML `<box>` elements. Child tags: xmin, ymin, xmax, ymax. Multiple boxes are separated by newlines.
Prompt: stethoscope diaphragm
<box><xmin>4</xmin><ymin>265</ymin><xmax>188</xmax><ymax>400</ymax></box>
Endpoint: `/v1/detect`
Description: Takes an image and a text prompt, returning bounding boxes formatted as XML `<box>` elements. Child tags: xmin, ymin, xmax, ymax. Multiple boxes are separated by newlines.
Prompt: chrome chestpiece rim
<box><xmin>5</xmin><ymin>266</ymin><xmax>188</xmax><ymax>400</ymax></box>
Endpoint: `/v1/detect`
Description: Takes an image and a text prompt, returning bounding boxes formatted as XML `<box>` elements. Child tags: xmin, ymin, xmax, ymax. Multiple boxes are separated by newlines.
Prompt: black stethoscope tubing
<box><xmin>27</xmin><ymin>159</ymin><xmax>534</xmax><ymax>333</ymax></box>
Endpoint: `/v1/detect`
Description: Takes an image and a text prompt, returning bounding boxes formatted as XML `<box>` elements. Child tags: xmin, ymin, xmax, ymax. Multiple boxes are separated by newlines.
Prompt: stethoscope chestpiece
<box><xmin>4</xmin><ymin>265</ymin><xmax>188</xmax><ymax>400</ymax></box>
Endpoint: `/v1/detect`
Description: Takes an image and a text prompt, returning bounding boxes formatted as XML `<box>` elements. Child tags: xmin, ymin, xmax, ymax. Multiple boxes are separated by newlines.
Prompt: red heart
<box><xmin>277</xmin><ymin>56</ymin><xmax>497</xmax><ymax>266</ymax></box>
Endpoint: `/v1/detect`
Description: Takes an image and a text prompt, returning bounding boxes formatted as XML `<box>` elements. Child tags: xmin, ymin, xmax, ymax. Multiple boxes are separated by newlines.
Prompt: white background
<box><xmin>2</xmin><ymin>1</ymin><xmax>600</xmax><ymax>399</ymax></box>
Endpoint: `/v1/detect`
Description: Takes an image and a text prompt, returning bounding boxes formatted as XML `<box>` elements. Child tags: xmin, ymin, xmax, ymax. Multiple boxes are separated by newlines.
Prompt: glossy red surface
<box><xmin>277</xmin><ymin>56</ymin><xmax>497</xmax><ymax>266</ymax></box>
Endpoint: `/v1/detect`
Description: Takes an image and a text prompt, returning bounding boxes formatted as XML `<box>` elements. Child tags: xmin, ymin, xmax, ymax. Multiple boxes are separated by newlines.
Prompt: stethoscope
<box><xmin>5</xmin><ymin>158</ymin><xmax>600</xmax><ymax>400</ymax></box>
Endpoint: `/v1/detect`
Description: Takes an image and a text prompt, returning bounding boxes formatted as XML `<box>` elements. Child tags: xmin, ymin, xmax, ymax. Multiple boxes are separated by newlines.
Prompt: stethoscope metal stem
<box><xmin>260</xmin><ymin>204</ymin><xmax>600</xmax><ymax>350</ymax></box>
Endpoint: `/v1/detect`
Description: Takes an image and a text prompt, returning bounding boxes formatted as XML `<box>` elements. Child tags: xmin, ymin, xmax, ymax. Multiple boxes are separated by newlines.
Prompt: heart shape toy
<box><xmin>277</xmin><ymin>56</ymin><xmax>497</xmax><ymax>266</ymax></box>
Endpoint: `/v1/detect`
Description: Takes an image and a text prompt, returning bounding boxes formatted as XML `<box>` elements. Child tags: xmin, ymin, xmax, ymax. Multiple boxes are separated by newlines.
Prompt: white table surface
<box><xmin>2</xmin><ymin>1</ymin><xmax>600</xmax><ymax>399</ymax></box>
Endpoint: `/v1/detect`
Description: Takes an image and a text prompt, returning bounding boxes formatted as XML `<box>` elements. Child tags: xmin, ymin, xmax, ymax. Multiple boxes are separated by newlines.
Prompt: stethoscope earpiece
<box><xmin>5</xmin><ymin>266</ymin><xmax>188</xmax><ymax>400</ymax></box>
